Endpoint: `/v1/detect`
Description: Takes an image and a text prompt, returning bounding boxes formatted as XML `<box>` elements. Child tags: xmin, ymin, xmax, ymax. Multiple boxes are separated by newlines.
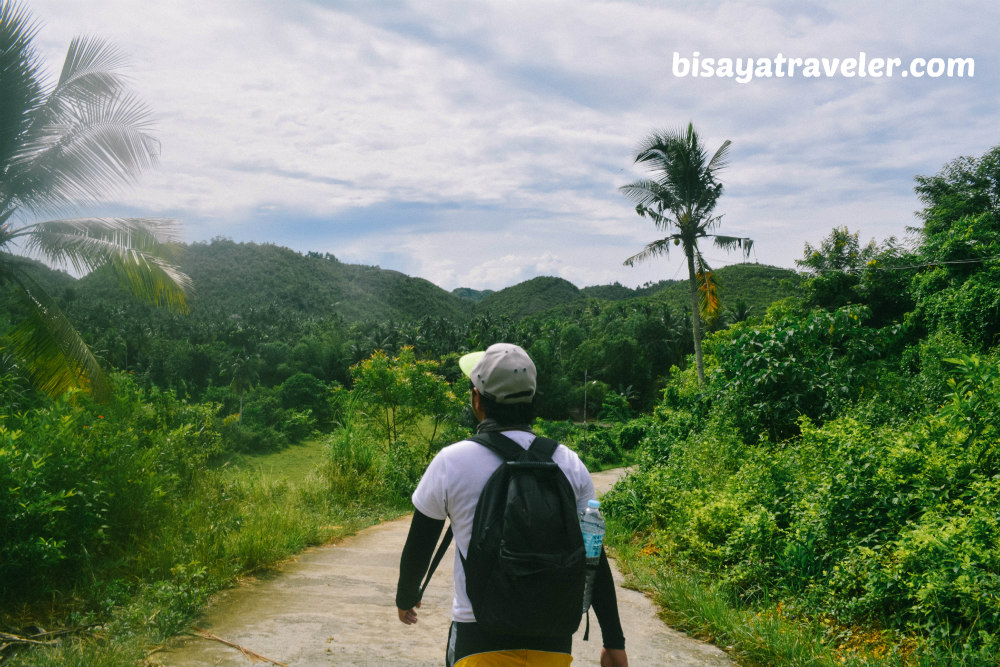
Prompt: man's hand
<box><xmin>397</xmin><ymin>601</ymin><xmax>421</xmax><ymax>625</ymax></box>
<box><xmin>600</xmin><ymin>648</ymin><xmax>628</xmax><ymax>666</ymax></box>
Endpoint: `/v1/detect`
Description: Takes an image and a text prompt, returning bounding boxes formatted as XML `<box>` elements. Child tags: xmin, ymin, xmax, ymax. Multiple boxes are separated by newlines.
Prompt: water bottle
<box><xmin>580</xmin><ymin>499</ymin><xmax>605</xmax><ymax>612</ymax></box>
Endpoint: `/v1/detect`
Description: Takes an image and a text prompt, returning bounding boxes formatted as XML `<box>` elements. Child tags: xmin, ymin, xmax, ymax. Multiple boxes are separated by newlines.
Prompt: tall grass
<box><xmin>606</xmin><ymin>520</ymin><xmax>990</xmax><ymax>667</ymax></box>
<box><xmin>2</xmin><ymin>384</ymin><xmax>415</xmax><ymax>666</ymax></box>
<box><xmin>323</xmin><ymin>389</ymin><xmax>428</xmax><ymax>508</ymax></box>
<box><xmin>5</xmin><ymin>462</ymin><xmax>396</xmax><ymax>666</ymax></box>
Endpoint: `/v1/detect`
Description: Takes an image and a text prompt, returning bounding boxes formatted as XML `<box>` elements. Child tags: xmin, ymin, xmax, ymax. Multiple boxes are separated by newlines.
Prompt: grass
<box><xmin>3</xmin><ymin>435</ymin><xmax>409</xmax><ymax>667</ymax></box>
<box><xmin>605</xmin><ymin>521</ymin><xmax>915</xmax><ymax>667</ymax></box>
<box><xmin>226</xmin><ymin>436</ymin><xmax>329</xmax><ymax>482</ymax></box>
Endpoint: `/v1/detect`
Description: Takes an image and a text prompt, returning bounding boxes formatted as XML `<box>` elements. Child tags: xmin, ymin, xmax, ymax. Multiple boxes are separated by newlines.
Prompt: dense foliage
<box><xmin>1</xmin><ymin>378</ymin><xmax>221</xmax><ymax>598</ymax></box>
<box><xmin>602</xmin><ymin>144</ymin><xmax>1000</xmax><ymax>665</ymax></box>
<box><xmin>0</xmin><ymin>375</ymin><xmax>402</xmax><ymax>665</ymax></box>
<box><xmin>3</xmin><ymin>236</ymin><xmax>798</xmax><ymax>426</ymax></box>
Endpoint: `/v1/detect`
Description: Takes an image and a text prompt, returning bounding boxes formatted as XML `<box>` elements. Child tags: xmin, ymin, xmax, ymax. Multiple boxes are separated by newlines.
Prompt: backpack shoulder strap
<box><xmin>419</xmin><ymin>524</ymin><xmax>452</xmax><ymax>601</ymax></box>
<box><xmin>528</xmin><ymin>435</ymin><xmax>559</xmax><ymax>461</ymax></box>
<box><xmin>468</xmin><ymin>431</ymin><xmax>525</xmax><ymax>461</ymax></box>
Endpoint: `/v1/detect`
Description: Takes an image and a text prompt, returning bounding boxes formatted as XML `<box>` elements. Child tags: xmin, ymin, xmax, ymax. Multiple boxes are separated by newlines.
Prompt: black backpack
<box><xmin>457</xmin><ymin>431</ymin><xmax>586</xmax><ymax>637</ymax></box>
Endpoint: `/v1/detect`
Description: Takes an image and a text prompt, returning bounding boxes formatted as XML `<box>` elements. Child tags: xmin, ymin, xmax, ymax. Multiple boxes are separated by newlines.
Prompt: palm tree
<box><xmin>1</xmin><ymin>0</ymin><xmax>190</xmax><ymax>401</ymax></box>
<box><xmin>620</xmin><ymin>122</ymin><xmax>752</xmax><ymax>384</ymax></box>
<box><xmin>724</xmin><ymin>299</ymin><xmax>754</xmax><ymax>326</ymax></box>
<box><xmin>222</xmin><ymin>351</ymin><xmax>260</xmax><ymax>421</ymax></box>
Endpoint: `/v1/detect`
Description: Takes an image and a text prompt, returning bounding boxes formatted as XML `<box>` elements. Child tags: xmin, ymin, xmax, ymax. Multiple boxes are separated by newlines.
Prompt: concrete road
<box><xmin>157</xmin><ymin>469</ymin><xmax>733</xmax><ymax>666</ymax></box>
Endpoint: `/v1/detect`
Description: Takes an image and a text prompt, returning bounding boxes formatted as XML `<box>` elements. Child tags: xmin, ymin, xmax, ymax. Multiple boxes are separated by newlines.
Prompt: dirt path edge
<box><xmin>157</xmin><ymin>468</ymin><xmax>734</xmax><ymax>666</ymax></box>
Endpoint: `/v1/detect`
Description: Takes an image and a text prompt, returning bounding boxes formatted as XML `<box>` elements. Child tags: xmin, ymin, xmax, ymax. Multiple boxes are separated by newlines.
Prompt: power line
<box><xmin>805</xmin><ymin>253</ymin><xmax>1000</xmax><ymax>275</ymax></box>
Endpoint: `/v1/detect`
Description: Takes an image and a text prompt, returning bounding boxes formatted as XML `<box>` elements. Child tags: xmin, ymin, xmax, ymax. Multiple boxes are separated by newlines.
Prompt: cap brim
<box><xmin>459</xmin><ymin>351</ymin><xmax>485</xmax><ymax>378</ymax></box>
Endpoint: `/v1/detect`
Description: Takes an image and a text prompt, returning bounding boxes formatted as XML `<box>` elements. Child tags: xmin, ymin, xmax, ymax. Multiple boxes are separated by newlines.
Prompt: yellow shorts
<box><xmin>455</xmin><ymin>649</ymin><xmax>573</xmax><ymax>666</ymax></box>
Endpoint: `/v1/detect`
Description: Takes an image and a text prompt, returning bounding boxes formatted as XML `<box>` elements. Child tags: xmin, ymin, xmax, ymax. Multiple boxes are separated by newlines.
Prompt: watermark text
<box><xmin>673</xmin><ymin>52</ymin><xmax>975</xmax><ymax>83</ymax></box>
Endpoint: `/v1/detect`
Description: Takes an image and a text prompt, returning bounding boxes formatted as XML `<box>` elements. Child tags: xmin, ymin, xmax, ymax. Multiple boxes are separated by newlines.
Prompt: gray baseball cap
<box><xmin>459</xmin><ymin>343</ymin><xmax>537</xmax><ymax>404</ymax></box>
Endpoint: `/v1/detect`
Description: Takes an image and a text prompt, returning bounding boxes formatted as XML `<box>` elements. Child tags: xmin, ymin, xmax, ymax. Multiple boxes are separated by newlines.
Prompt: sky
<box><xmin>25</xmin><ymin>0</ymin><xmax>999</xmax><ymax>291</ymax></box>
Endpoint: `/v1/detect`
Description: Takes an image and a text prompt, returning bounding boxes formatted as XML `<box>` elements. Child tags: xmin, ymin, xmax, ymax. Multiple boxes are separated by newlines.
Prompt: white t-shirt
<box><xmin>411</xmin><ymin>430</ymin><xmax>595</xmax><ymax>623</ymax></box>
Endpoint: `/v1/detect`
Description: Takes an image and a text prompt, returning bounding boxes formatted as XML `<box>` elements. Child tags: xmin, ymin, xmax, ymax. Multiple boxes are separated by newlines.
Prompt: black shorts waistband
<box><xmin>446</xmin><ymin>622</ymin><xmax>572</xmax><ymax>667</ymax></box>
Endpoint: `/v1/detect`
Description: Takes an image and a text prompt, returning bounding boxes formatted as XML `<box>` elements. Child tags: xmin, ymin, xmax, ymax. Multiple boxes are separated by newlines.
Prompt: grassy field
<box><xmin>226</xmin><ymin>437</ymin><xmax>329</xmax><ymax>482</ymax></box>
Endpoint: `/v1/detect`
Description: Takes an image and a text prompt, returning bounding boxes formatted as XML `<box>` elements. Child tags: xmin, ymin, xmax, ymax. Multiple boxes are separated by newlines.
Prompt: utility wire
<box><xmin>804</xmin><ymin>253</ymin><xmax>1000</xmax><ymax>276</ymax></box>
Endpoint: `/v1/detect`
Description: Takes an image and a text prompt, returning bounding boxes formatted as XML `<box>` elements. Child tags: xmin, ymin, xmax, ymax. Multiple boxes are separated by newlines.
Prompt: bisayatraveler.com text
<box><xmin>673</xmin><ymin>52</ymin><xmax>975</xmax><ymax>83</ymax></box>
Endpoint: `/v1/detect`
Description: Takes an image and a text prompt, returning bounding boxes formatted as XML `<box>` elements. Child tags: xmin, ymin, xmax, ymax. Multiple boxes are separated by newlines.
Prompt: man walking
<box><xmin>396</xmin><ymin>343</ymin><xmax>628</xmax><ymax>666</ymax></box>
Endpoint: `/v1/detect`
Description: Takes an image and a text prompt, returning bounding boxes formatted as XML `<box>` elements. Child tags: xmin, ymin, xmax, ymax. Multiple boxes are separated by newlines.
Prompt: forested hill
<box><xmin>451</xmin><ymin>287</ymin><xmax>494</xmax><ymax>302</ymax></box>
<box><xmin>478</xmin><ymin>276</ymin><xmax>583</xmax><ymax>318</ymax></box>
<box><xmin>479</xmin><ymin>263</ymin><xmax>800</xmax><ymax>320</ymax></box>
<box><xmin>52</xmin><ymin>238</ymin><xmax>797</xmax><ymax>325</ymax></box>
<box><xmin>634</xmin><ymin>262</ymin><xmax>802</xmax><ymax>317</ymax></box>
<box><xmin>167</xmin><ymin>239</ymin><xmax>476</xmax><ymax>324</ymax></box>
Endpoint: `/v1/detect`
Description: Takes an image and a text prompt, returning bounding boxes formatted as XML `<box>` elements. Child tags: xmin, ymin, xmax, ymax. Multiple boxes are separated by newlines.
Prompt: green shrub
<box><xmin>534</xmin><ymin>419</ymin><xmax>576</xmax><ymax>444</ymax></box>
<box><xmin>281</xmin><ymin>408</ymin><xmax>317</xmax><ymax>442</ymax></box>
<box><xmin>617</xmin><ymin>416</ymin><xmax>652</xmax><ymax>451</ymax></box>
<box><xmin>222</xmin><ymin>419</ymin><xmax>289</xmax><ymax>453</ymax></box>
<box><xmin>579</xmin><ymin>426</ymin><xmax>621</xmax><ymax>467</ymax></box>
<box><xmin>0</xmin><ymin>427</ymin><xmax>74</xmax><ymax>583</ymax></box>
<box><xmin>599</xmin><ymin>390</ymin><xmax>632</xmax><ymax>422</ymax></box>
<box><xmin>715</xmin><ymin>305</ymin><xmax>894</xmax><ymax>442</ymax></box>
<box><xmin>0</xmin><ymin>377</ymin><xmax>227</xmax><ymax>601</ymax></box>
<box><xmin>602</xmin><ymin>467</ymin><xmax>671</xmax><ymax>532</ymax></box>
<box><xmin>279</xmin><ymin>372</ymin><xmax>336</xmax><ymax>426</ymax></box>
<box><xmin>604</xmin><ymin>351</ymin><xmax>1000</xmax><ymax>655</ymax></box>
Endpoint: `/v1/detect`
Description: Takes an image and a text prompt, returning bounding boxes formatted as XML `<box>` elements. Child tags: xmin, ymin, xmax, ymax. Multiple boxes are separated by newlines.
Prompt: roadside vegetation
<box><xmin>601</xmin><ymin>146</ymin><xmax>1000</xmax><ymax>666</ymax></box>
<box><xmin>0</xmin><ymin>375</ymin><xmax>404</xmax><ymax>665</ymax></box>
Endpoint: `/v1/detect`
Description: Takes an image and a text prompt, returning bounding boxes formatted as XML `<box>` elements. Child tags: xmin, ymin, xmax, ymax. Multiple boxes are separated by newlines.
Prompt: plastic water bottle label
<box><xmin>582</xmin><ymin>531</ymin><xmax>603</xmax><ymax>558</ymax></box>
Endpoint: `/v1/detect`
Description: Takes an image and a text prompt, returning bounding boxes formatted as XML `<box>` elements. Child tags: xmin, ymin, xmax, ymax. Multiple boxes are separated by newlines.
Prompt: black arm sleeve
<box><xmin>395</xmin><ymin>509</ymin><xmax>446</xmax><ymax>610</ymax></box>
<box><xmin>591</xmin><ymin>547</ymin><xmax>626</xmax><ymax>650</ymax></box>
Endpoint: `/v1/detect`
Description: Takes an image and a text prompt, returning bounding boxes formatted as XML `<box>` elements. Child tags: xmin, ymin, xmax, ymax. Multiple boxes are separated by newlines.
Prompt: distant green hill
<box><xmin>477</xmin><ymin>276</ymin><xmax>583</xmax><ymax>319</ymax></box>
<box><xmin>480</xmin><ymin>264</ymin><xmax>801</xmax><ymax>321</ymax></box>
<box><xmin>75</xmin><ymin>239</ymin><xmax>476</xmax><ymax>325</ymax></box>
<box><xmin>452</xmin><ymin>287</ymin><xmax>494</xmax><ymax>302</ymax></box>
<box><xmin>4</xmin><ymin>244</ymin><xmax>800</xmax><ymax>347</ymax></box>
<box><xmin>645</xmin><ymin>263</ymin><xmax>801</xmax><ymax>318</ymax></box>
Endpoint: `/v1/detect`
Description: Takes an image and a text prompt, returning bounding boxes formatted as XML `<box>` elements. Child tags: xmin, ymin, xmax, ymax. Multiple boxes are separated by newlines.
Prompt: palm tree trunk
<box><xmin>686</xmin><ymin>249</ymin><xmax>706</xmax><ymax>385</ymax></box>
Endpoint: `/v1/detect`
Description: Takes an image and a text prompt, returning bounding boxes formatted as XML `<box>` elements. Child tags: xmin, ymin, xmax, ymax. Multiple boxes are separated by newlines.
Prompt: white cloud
<box><xmin>23</xmin><ymin>0</ymin><xmax>1000</xmax><ymax>290</ymax></box>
